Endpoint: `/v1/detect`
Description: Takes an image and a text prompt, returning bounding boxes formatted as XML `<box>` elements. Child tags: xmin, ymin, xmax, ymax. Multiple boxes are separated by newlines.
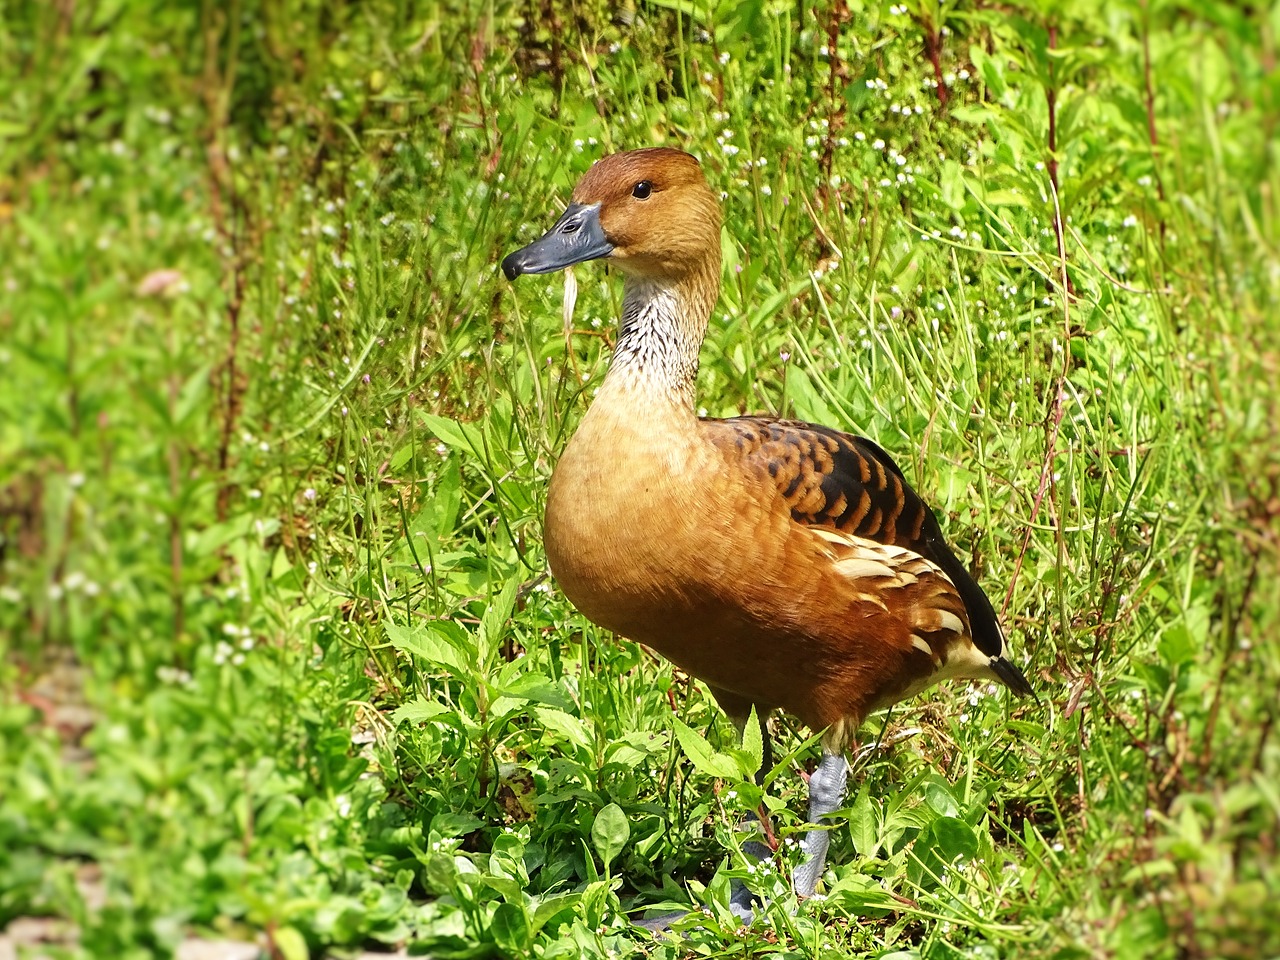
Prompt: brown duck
<box><xmin>502</xmin><ymin>147</ymin><xmax>1033</xmax><ymax>915</ymax></box>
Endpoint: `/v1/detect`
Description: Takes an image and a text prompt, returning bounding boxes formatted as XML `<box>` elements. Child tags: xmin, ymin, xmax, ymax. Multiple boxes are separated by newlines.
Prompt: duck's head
<box><xmin>502</xmin><ymin>147</ymin><xmax>721</xmax><ymax>283</ymax></box>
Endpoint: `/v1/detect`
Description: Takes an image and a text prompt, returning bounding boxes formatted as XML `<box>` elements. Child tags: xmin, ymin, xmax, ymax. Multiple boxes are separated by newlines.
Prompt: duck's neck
<box><xmin>604</xmin><ymin>268</ymin><xmax>718</xmax><ymax>415</ymax></box>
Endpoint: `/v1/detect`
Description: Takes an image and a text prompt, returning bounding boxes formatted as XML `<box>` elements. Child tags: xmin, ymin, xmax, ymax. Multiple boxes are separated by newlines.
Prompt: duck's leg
<box><xmin>792</xmin><ymin>749</ymin><xmax>850</xmax><ymax>898</ymax></box>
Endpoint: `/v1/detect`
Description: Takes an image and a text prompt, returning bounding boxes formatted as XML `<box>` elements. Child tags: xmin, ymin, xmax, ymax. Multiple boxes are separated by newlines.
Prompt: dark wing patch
<box><xmin>703</xmin><ymin>416</ymin><xmax>1008</xmax><ymax>660</ymax></box>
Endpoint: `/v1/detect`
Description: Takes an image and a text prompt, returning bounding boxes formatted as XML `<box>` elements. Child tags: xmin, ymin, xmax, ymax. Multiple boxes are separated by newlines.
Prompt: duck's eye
<box><xmin>631</xmin><ymin>180</ymin><xmax>653</xmax><ymax>200</ymax></box>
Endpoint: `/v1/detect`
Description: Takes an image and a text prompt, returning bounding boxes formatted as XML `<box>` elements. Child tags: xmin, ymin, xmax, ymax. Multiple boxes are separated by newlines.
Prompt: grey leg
<box><xmin>793</xmin><ymin>750</ymin><xmax>849</xmax><ymax>898</ymax></box>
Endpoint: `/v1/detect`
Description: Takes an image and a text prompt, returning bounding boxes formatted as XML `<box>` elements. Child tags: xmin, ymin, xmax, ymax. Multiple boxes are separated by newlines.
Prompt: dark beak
<box><xmin>501</xmin><ymin>202</ymin><xmax>614</xmax><ymax>280</ymax></box>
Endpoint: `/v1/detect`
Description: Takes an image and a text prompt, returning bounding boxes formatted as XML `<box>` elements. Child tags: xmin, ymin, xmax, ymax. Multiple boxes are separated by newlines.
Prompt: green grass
<box><xmin>1</xmin><ymin>0</ymin><xmax>1277</xmax><ymax>957</ymax></box>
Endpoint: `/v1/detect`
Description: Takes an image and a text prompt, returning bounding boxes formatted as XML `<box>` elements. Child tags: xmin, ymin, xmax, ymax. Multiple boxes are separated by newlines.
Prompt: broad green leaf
<box><xmin>481</xmin><ymin>873</ymin><xmax>523</xmax><ymax>902</ymax></box>
<box><xmin>924</xmin><ymin>780</ymin><xmax>961</xmax><ymax>819</ymax></box>
<box><xmin>430</xmin><ymin>812</ymin><xmax>486</xmax><ymax>838</ymax></box>
<box><xmin>970</xmin><ymin>43</ymin><xmax>1006</xmax><ymax>98</ymax></box>
<box><xmin>930</xmin><ymin>816</ymin><xmax>979</xmax><ymax>862</ymax></box>
<box><xmin>591</xmin><ymin>803</ymin><xmax>630</xmax><ymax>871</ymax></box>
<box><xmin>419</xmin><ymin>411</ymin><xmax>484</xmax><ymax>456</ymax></box>
<box><xmin>534</xmin><ymin>706</ymin><xmax>592</xmax><ymax>750</ymax></box>
<box><xmin>498</xmin><ymin>674</ymin><xmax>574</xmax><ymax>711</ymax></box>
<box><xmin>491</xmin><ymin>902</ymin><xmax>531</xmax><ymax>954</ymax></box>
<box><xmin>785</xmin><ymin>364</ymin><xmax>838</xmax><ymax>427</ymax></box>
<box><xmin>672</xmin><ymin>718</ymin><xmax>742</xmax><ymax>780</ymax></box>
<box><xmin>480</xmin><ymin>574</ymin><xmax>523</xmax><ymax>659</ymax></box>
<box><xmin>530</xmin><ymin>892</ymin><xmax>581</xmax><ymax>932</ymax></box>
<box><xmin>849</xmin><ymin>785</ymin><xmax>880</xmax><ymax>857</ymax></box>
<box><xmin>385</xmin><ymin>621</ymin><xmax>469</xmax><ymax>672</ymax></box>
<box><xmin>271</xmin><ymin>926</ymin><xmax>309</xmax><ymax>960</ymax></box>
<box><xmin>390</xmin><ymin>697</ymin><xmax>449</xmax><ymax>726</ymax></box>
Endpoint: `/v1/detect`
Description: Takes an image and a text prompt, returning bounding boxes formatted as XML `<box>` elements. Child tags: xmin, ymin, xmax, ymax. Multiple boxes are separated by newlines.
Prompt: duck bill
<box><xmin>501</xmin><ymin>202</ymin><xmax>614</xmax><ymax>280</ymax></box>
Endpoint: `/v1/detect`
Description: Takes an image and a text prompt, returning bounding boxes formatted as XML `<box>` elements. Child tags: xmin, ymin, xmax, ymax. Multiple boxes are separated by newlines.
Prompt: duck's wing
<box><xmin>701</xmin><ymin>416</ymin><xmax>1033</xmax><ymax>697</ymax></box>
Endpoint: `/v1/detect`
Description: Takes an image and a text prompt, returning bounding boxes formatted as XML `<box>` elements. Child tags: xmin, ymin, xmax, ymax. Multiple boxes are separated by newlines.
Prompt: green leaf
<box><xmin>389</xmin><ymin>440</ymin><xmax>416</xmax><ymax>471</ymax></box>
<box><xmin>385</xmin><ymin>621</ymin><xmax>470</xmax><ymax>672</ymax></box>
<box><xmin>672</xmin><ymin>718</ymin><xmax>741</xmax><ymax>780</ymax></box>
<box><xmin>481</xmin><ymin>873</ymin><xmax>524</xmax><ymax>902</ymax></box>
<box><xmin>785</xmin><ymin>364</ymin><xmax>837</xmax><ymax>427</ymax></box>
<box><xmin>418</xmin><ymin>411</ymin><xmax>483</xmax><ymax>455</ymax></box>
<box><xmin>579</xmin><ymin>878</ymin><xmax>613</xmax><ymax>928</ymax></box>
<box><xmin>849</xmin><ymin>785</ymin><xmax>880</xmax><ymax>857</ymax></box>
<box><xmin>1121</xmin><ymin>859</ymin><xmax>1177</xmax><ymax>884</ymax></box>
<box><xmin>530</xmin><ymin>892</ymin><xmax>581</xmax><ymax>933</ymax></box>
<box><xmin>534</xmin><ymin>707</ymin><xmax>592</xmax><ymax>750</ymax></box>
<box><xmin>1158</xmin><ymin>603</ymin><xmax>1207</xmax><ymax>667</ymax></box>
<box><xmin>982</xmin><ymin>188</ymin><xmax>1029</xmax><ymax>208</ymax></box>
<box><xmin>970</xmin><ymin>43</ymin><xmax>1006</xmax><ymax>98</ymax></box>
<box><xmin>480</xmin><ymin>574</ymin><xmax>522</xmax><ymax>660</ymax></box>
<box><xmin>430</xmin><ymin>812</ymin><xmax>486</xmax><ymax>838</ymax></box>
<box><xmin>491</xmin><ymin>902</ymin><xmax>531</xmax><ymax>954</ymax></box>
<box><xmin>930</xmin><ymin>816</ymin><xmax>979</xmax><ymax>862</ymax></box>
<box><xmin>390</xmin><ymin>697</ymin><xmax>449</xmax><ymax>726</ymax></box>
<box><xmin>924</xmin><ymin>780</ymin><xmax>961</xmax><ymax>819</ymax></box>
<box><xmin>939</xmin><ymin>159</ymin><xmax>966</xmax><ymax>211</ymax></box>
<box><xmin>433</xmin><ymin>456</ymin><xmax>463</xmax><ymax>537</ymax></box>
<box><xmin>271</xmin><ymin>926</ymin><xmax>309</xmax><ymax>960</ymax></box>
<box><xmin>740</xmin><ymin>706</ymin><xmax>763</xmax><ymax>778</ymax></box>
<box><xmin>173</xmin><ymin>364</ymin><xmax>214</xmax><ymax>427</ymax></box>
<box><xmin>498</xmin><ymin>674</ymin><xmax>574</xmax><ymax>711</ymax></box>
<box><xmin>591</xmin><ymin>803</ymin><xmax>630</xmax><ymax>871</ymax></box>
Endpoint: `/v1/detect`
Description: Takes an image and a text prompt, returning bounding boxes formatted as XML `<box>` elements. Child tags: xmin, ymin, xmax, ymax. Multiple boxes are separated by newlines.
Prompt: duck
<box><xmin>501</xmin><ymin>146</ymin><xmax>1034</xmax><ymax>917</ymax></box>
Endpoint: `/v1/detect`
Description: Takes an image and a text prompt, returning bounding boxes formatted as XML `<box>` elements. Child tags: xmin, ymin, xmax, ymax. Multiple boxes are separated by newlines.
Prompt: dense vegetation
<box><xmin>1</xmin><ymin>0</ymin><xmax>1276</xmax><ymax>957</ymax></box>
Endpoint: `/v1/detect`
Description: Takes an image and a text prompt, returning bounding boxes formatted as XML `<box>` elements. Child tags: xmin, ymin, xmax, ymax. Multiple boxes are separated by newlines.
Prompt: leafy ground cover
<box><xmin>1</xmin><ymin>0</ymin><xmax>1277</xmax><ymax>957</ymax></box>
